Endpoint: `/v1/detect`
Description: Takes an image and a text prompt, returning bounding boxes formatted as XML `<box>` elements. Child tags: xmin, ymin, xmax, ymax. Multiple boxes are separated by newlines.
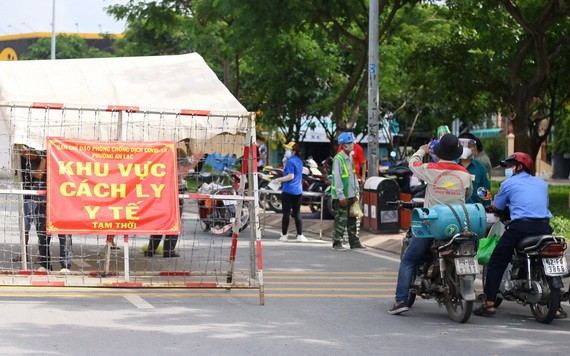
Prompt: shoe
<box><xmin>60</xmin><ymin>268</ymin><xmax>71</xmax><ymax>273</ymax></box>
<box><xmin>278</xmin><ymin>234</ymin><xmax>288</xmax><ymax>242</ymax></box>
<box><xmin>36</xmin><ymin>266</ymin><xmax>48</xmax><ymax>272</ymax></box>
<box><xmin>332</xmin><ymin>243</ymin><xmax>347</xmax><ymax>251</ymax></box>
<box><xmin>555</xmin><ymin>308</ymin><xmax>568</xmax><ymax>320</ymax></box>
<box><xmin>163</xmin><ymin>251</ymin><xmax>180</xmax><ymax>258</ymax></box>
<box><xmin>351</xmin><ymin>244</ymin><xmax>366</xmax><ymax>250</ymax></box>
<box><xmin>388</xmin><ymin>302</ymin><xmax>410</xmax><ymax>315</ymax></box>
<box><xmin>473</xmin><ymin>304</ymin><xmax>496</xmax><ymax>317</ymax></box>
<box><xmin>296</xmin><ymin>234</ymin><xmax>308</xmax><ymax>242</ymax></box>
<box><xmin>12</xmin><ymin>255</ymin><xmax>22</xmax><ymax>262</ymax></box>
<box><xmin>144</xmin><ymin>250</ymin><xmax>155</xmax><ymax>257</ymax></box>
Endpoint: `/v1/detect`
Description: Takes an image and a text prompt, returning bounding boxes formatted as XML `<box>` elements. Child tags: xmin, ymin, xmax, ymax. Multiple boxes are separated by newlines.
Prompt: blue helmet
<box><xmin>338</xmin><ymin>132</ymin><xmax>355</xmax><ymax>144</ymax></box>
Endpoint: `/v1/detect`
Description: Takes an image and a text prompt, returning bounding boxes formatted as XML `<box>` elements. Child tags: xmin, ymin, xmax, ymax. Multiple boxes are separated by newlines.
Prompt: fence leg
<box><xmin>123</xmin><ymin>235</ymin><xmax>130</xmax><ymax>282</ymax></box>
<box><xmin>319</xmin><ymin>193</ymin><xmax>324</xmax><ymax>239</ymax></box>
<box><xmin>103</xmin><ymin>235</ymin><xmax>114</xmax><ymax>276</ymax></box>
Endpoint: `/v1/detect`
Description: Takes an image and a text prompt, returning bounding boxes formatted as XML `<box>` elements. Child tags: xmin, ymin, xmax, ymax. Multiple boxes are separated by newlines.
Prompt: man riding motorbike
<box><xmin>474</xmin><ymin>152</ymin><xmax>566</xmax><ymax>318</ymax></box>
<box><xmin>389</xmin><ymin>133</ymin><xmax>473</xmax><ymax>315</ymax></box>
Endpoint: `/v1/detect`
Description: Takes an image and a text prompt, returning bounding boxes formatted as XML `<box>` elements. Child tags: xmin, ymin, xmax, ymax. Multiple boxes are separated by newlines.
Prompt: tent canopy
<box><xmin>0</xmin><ymin>53</ymin><xmax>246</xmax><ymax>113</ymax></box>
<box><xmin>0</xmin><ymin>53</ymin><xmax>252</xmax><ymax>170</ymax></box>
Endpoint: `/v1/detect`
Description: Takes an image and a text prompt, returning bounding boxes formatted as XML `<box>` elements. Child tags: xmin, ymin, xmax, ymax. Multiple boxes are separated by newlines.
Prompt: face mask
<box><xmin>285</xmin><ymin>150</ymin><xmax>292</xmax><ymax>158</ymax></box>
<box><xmin>505</xmin><ymin>168</ymin><xmax>514</xmax><ymax>179</ymax></box>
<box><xmin>345</xmin><ymin>143</ymin><xmax>354</xmax><ymax>152</ymax></box>
<box><xmin>460</xmin><ymin>148</ymin><xmax>472</xmax><ymax>160</ymax></box>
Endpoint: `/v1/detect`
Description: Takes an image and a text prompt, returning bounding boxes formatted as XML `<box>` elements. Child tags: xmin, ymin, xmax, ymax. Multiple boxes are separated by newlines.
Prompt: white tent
<box><xmin>0</xmin><ymin>53</ymin><xmax>252</xmax><ymax>171</ymax></box>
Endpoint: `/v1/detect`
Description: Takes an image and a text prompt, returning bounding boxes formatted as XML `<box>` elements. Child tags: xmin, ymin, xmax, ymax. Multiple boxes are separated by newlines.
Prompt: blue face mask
<box><xmin>505</xmin><ymin>168</ymin><xmax>514</xmax><ymax>179</ymax></box>
<box><xmin>285</xmin><ymin>150</ymin><xmax>292</xmax><ymax>158</ymax></box>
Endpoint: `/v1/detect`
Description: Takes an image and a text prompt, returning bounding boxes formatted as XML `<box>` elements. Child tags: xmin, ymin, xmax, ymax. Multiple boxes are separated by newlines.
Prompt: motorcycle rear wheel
<box><xmin>444</xmin><ymin>264</ymin><xmax>473</xmax><ymax>323</ymax></box>
<box><xmin>529</xmin><ymin>264</ymin><xmax>560</xmax><ymax>324</ymax></box>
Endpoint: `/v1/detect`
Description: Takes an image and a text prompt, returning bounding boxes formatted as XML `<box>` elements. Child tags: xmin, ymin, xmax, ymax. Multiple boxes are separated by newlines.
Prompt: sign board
<box><xmin>46</xmin><ymin>138</ymin><xmax>180</xmax><ymax>235</ymax></box>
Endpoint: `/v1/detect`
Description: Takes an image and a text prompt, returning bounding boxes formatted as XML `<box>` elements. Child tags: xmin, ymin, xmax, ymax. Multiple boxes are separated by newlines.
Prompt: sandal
<box><xmin>555</xmin><ymin>308</ymin><xmax>567</xmax><ymax>320</ymax></box>
<box><xmin>473</xmin><ymin>304</ymin><xmax>496</xmax><ymax>317</ymax></box>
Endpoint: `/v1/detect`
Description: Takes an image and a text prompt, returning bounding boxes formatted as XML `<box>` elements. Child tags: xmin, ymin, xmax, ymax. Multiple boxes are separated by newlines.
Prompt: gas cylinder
<box><xmin>411</xmin><ymin>203</ymin><xmax>486</xmax><ymax>240</ymax></box>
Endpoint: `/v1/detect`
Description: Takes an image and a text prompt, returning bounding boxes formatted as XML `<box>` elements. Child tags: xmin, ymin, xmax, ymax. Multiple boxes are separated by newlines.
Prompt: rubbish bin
<box><xmin>362</xmin><ymin>177</ymin><xmax>400</xmax><ymax>233</ymax></box>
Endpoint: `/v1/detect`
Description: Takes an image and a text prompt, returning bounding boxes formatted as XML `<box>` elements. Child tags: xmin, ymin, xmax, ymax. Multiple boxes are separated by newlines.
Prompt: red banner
<box><xmin>46</xmin><ymin>138</ymin><xmax>180</xmax><ymax>235</ymax></box>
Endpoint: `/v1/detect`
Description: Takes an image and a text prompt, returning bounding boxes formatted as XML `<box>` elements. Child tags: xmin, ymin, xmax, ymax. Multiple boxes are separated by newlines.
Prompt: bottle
<box><xmin>436</xmin><ymin>125</ymin><xmax>451</xmax><ymax>139</ymax></box>
<box><xmin>477</xmin><ymin>187</ymin><xmax>492</xmax><ymax>201</ymax></box>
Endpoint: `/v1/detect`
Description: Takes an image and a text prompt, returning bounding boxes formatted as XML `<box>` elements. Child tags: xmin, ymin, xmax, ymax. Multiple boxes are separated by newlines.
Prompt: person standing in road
<box><xmin>273</xmin><ymin>142</ymin><xmax>307</xmax><ymax>242</ymax></box>
<box><xmin>33</xmin><ymin>150</ymin><xmax>74</xmax><ymax>272</ymax></box>
<box><xmin>330</xmin><ymin>132</ymin><xmax>365</xmax><ymax>251</ymax></box>
<box><xmin>145</xmin><ymin>147</ymin><xmax>190</xmax><ymax>258</ymax></box>
<box><xmin>15</xmin><ymin>147</ymin><xmax>42</xmax><ymax>264</ymax></box>
<box><xmin>337</xmin><ymin>138</ymin><xmax>367</xmax><ymax>187</ymax></box>
<box><xmin>389</xmin><ymin>133</ymin><xmax>472</xmax><ymax>315</ymax></box>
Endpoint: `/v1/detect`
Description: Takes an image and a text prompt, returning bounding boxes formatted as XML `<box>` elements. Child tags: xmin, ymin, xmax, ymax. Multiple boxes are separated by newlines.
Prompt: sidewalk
<box><xmin>260</xmin><ymin>211</ymin><xmax>402</xmax><ymax>255</ymax></box>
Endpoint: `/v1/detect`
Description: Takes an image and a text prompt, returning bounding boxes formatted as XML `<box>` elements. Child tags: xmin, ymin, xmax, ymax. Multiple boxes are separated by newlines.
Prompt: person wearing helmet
<box><xmin>474</xmin><ymin>152</ymin><xmax>564</xmax><ymax>318</ymax></box>
<box><xmin>273</xmin><ymin>142</ymin><xmax>308</xmax><ymax>242</ymax></box>
<box><xmin>390</xmin><ymin>133</ymin><xmax>473</xmax><ymax>315</ymax></box>
<box><xmin>336</xmin><ymin>135</ymin><xmax>366</xmax><ymax>187</ymax></box>
<box><xmin>330</xmin><ymin>132</ymin><xmax>365</xmax><ymax>251</ymax></box>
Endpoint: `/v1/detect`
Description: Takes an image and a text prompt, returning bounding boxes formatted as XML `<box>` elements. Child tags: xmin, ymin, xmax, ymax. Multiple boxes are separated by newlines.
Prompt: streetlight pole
<box><xmin>51</xmin><ymin>0</ymin><xmax>56</xmax><ymax>60</ymax></box>
<box><xmin>367</xmin><ymin>0</ymin><xmax>379</xmax><ymax>178</ymax></box>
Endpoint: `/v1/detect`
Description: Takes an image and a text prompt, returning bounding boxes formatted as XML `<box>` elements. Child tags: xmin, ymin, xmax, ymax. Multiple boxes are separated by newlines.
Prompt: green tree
<box><xmin>21</xmin><ymin>34</ymin><xmax>111</xmax><ymax>60</ymax></box>
<box><xmin>416</xmin><ymin>1</ymin><xmax>570</xmax><ymax>161</ymax></box>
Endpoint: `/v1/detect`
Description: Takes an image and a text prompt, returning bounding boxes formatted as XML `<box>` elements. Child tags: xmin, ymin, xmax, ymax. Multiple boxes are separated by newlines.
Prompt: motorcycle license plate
<box><xmin>223</xmin><ymin>199</ymin><xmax>237</xmax><ymax>206</ymax></box>
<box><xmin>454</xmin><ymin>257</ymin><xmax>479</xmax><ymax>275</ymax></box>
<box><xmin>542</xmin><ymin>257</ymin><xmax>568</xmax><ymax>276</ymax></box>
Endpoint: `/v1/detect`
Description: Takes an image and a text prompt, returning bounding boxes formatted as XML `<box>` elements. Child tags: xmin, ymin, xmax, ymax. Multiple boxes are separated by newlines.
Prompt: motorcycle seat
<box><xmin>515</xmin><ymin>235</ymin><xmax>565</xmax><ymax>251</ymax></box>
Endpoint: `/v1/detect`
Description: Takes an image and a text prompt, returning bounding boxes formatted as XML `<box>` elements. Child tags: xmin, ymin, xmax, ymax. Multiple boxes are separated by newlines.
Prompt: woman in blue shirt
<box><xmin>273</xmin><ymin>142</ymin><xmax>308</xmax><ymax>242</ymax></box>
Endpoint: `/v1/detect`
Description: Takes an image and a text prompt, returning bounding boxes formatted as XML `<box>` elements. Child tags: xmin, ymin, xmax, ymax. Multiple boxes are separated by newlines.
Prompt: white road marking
<box><xmin>123</xmin><ymin>295</ymin><xmax>154</xmax><ymax>309</ymax></box>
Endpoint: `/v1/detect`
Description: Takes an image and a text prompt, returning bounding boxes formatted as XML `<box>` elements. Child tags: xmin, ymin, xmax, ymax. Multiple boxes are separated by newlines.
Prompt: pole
<box><xmin>367</xmin><ymin>0</ymin><xmax>379</xmax><ymax>178</ymax></box>
<box><xmin>51</xmin><ymin>0</ymin><xmax>56</xmax><ymax>60</ymax></box>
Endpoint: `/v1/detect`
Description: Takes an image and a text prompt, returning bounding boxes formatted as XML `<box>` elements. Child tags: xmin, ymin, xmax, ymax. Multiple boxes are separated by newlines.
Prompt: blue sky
<box><xmin>0</xmin><ymin>0</ymin><xmax>128</xmax><ymax>35</ymax></box>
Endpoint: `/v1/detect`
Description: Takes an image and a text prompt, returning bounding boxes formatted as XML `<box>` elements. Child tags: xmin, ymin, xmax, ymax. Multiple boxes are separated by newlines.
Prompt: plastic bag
<box><xmin>476</xmin><ymin>236</ymin><xmax>500</xmax><ymax>265</ymax></box>
<box><xmin>349</xmin><ymin>200</ymin><xmax>364</xmax><ymax>218</ymax></box>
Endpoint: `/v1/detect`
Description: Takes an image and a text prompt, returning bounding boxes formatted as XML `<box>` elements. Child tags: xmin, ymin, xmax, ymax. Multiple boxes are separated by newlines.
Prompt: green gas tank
<box><xmin>411</xmin><ymin>203</ymin><xmax>486</xmax><ymax>240</ymax></box>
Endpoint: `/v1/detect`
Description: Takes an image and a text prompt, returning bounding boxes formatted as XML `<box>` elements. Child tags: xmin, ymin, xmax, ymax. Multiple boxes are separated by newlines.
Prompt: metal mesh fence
<box><xmin>0</xmin><ymin>102</ymin><xmax>263</xmax><ymax>303</ymax></box>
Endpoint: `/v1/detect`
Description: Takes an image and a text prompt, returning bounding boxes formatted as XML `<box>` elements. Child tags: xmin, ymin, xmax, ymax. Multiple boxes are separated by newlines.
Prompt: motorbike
<box><xmin>389</xmin><ymin>200</ymin><xmax>486</xmax><ymax>323</ymax></box>
<box><xmin>197</xmin><ymin>169</ymin><xmax>251</xmax><ymax>235</ymax></box>
<box><xmin>481</xmin><ymin>214</ymin><xmax>569</xmax><ymax>324</ymax></box>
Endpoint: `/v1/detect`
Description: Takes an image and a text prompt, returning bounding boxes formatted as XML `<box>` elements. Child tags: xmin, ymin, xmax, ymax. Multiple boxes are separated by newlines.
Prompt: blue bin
<box><xmin>411</xmin><ymin>203</ymin><xmax>485</xmax><ymax>240</ymax></box>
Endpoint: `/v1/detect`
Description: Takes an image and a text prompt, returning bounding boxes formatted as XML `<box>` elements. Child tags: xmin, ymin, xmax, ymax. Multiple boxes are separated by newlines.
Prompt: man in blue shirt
<box><xmin>474</xmin><ymin>152</ymin><xmax>558</xmax><ymax>317</ymax></box>
<box><xmin>273</xmin><ymin>142</ymin><xmax>308</xmax><ymax>242</ymax></box>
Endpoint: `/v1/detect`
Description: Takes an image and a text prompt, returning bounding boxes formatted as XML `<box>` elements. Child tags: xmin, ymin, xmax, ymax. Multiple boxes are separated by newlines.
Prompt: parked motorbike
<box><xmin>389</xmin><ymin>201</ymin><xmax>486</xmax><ymax>323</ymax></box>
<box><xmin>258</xmin><ymin>166</ymin><xmax>284</xmax><ymax>213</ymax></box>
<box><xmin>197</xmin><ymin>170</ymin><xmax>251</xmax><ymax>235</ymax></box>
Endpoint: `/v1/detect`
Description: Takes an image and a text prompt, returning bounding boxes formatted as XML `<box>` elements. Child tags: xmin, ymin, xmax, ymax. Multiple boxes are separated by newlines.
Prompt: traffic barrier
<box><xmin>0</xmin><ymin>102</ymin><xmax>265</xmax><ymax>304</ymax></box>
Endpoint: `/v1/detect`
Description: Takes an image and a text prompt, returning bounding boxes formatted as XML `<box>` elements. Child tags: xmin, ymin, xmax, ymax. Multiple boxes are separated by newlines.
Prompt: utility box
<box><xmin>362</xmin><ymin>177</ymin><xmax>400</xmax><ymax>233</ymax></box>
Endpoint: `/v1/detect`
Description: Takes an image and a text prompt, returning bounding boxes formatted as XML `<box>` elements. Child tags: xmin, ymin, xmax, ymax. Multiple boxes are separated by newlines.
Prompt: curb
<box><xmin>260</xmin><ymin>211</ymin><xmax>403</xmax><ymax>256</ymax></box>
